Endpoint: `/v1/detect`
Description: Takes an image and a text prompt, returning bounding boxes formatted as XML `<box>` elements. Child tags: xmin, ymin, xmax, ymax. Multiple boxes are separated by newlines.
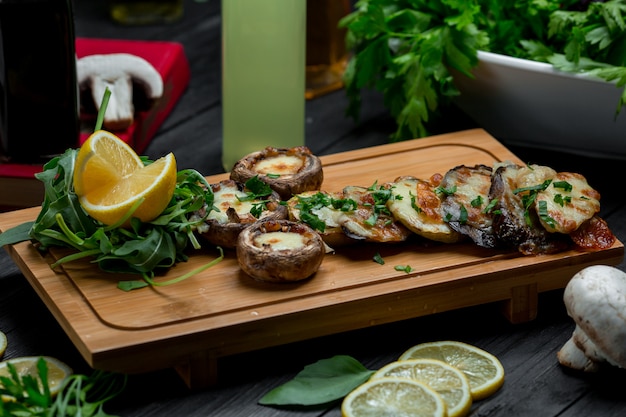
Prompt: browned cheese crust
<box><xmin>236</xmin><ymin>219</ymin><xmax>326</xmax><ymax>282</ymax></box>
<box><xmin>230</xmin><ymin>146</ymin><xmax>323</xmax><ymax>200</ymax></box>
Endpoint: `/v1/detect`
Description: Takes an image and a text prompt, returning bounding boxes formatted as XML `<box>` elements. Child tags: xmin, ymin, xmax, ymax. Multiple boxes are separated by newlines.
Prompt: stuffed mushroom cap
<box><xmin>236</xmin><ymin>219</ymin><xmax>325</xmax><ymax>282</ymax></box>
<box><xmin>198</xmin><ymin>179</ymin><xmax>288</xmax><ymax>248</ymax></box>
<box><xmin>230</xmin><ymin>146</ymin><xmax>323</xmax><ymax>201</ymax></box>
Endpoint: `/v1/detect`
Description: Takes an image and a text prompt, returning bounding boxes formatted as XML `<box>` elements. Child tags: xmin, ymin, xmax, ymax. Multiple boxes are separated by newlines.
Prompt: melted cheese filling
<box><xmin>208</xmin><ymin>185</ymin><xmax>255</xmax><ymax>224</ymax></box>
<box><xmin>254</xmin><ymin>232</ymin><xmax>307</xmax><ymax>250</ymax></box>
<box><xmin>536</xmin><ymin>172</ymin><xmax>601</xmax><ymax>233</ymax></box>
<box><xmin>254</xmin><ymin>155</ymin><xmax>303</xmax><ymax>175</ymax></box>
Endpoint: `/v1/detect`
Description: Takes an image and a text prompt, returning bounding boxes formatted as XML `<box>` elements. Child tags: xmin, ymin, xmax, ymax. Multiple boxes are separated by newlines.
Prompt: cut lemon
<box><xmin>399</xmin><ymin>341</ymin><xmax>505</xmax><ymax>401</ymax></box>
<box><xmin>0</xmin><ymin>331</ymin><xmax>6</xmax><ymax>358</ymax></box>
<box><xmin>372</xmin><ymin>359</ymin><xmax>472</xmax><ymax>417</ymax></box>
<box><xmin>342</xmin><ymin>376</ymin><xmax>446</xmax><ymax>417</ymax></box>
<box><xmin>73</xmin><ymin>130</ymin><xmax>177</xmax><ymax>226</ymax></box>
<box><xmin>0</xmin><ymin>356</ymin><xmax>72</xmax><ymax>397</ymax></box>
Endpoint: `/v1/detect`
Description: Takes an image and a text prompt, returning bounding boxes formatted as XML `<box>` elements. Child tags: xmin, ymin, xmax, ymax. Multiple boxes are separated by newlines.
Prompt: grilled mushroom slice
<box><xmin>236</xmin><ymin>219</ymin><xmax>325</xmax><ymax>282</ymax></box>
<box><xmin>198</xmin><ymin>179</ymin><xmax>287</xmax><ymax>248</ymax></box>
<box><xmin>340</xmin><ymin>184</ymin><xmax>412</xmax><ymax>243</ymax></box>
<box><xmin>489</xmin><ymin>163</ymin><xmax>570</xmax><ymax>255</ymax></box>
<box><xmin>439</xmin><ymin>164</ymin><xmax>499</xmax><ymax>248</ymax></box>
<box><xmin>229</xmin><ymin>146</ymin><xmax>323</xmax><ymax>200</ymax></box>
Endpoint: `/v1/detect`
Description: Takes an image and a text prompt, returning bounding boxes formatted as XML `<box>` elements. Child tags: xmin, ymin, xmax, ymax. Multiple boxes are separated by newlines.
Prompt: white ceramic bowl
<box><xmin>452</xmin><ymin>51</ymin><xmax>626</xmax><ymax>159</ymax></box>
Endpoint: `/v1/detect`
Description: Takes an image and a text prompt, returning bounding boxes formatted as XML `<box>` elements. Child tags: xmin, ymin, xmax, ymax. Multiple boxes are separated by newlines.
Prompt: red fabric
<box><xmin>0</xmin><ymin>38</ymin><xmax>190</xmax><ymax>179</ymax></box>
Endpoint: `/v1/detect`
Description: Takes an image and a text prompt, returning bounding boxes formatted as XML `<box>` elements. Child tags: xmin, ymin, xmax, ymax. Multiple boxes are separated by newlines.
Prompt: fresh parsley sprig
<box><xmin>341</xmin><ymin>0</ymin><xmax>626</xmax><ymax>141</ymax></box>
<box><xmin>341</xmin><ymin>0</ymin><xmax>488</xmax><ymax>141</ymax></box>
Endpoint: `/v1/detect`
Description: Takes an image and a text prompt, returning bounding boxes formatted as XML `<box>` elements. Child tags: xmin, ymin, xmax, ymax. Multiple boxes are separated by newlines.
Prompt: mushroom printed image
<box><xmin>77</xmin><ymin>53</ymin><xmax>164</xmax><ymax>131</ymax></box>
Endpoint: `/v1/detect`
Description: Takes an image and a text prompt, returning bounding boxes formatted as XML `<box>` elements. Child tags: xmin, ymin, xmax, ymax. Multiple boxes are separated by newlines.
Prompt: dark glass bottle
<box><xmin>0</xmin><ymin>0</ymin><xmax>79</xmax><ymax>163</ymax></box>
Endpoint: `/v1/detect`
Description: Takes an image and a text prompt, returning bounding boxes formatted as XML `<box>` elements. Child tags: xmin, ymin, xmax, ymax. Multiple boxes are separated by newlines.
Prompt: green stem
<box><xmin>94</xmin><ymin>88</ymin><xmax>112</xmax><ymax>131</ymax></box>
<box><xmin>51</xmin><ymin>248</ymin><xmax>102</xmax><ymax>269</ymax></box>
<box><xmin>54</xmin><ymin>213</ymin><xmax>87</xmax><ymax>246</ymax></box>
<box><xmin>143</xmin><ymin>246</ymin><xmax>224</xmax><ymax>287</ymax></box>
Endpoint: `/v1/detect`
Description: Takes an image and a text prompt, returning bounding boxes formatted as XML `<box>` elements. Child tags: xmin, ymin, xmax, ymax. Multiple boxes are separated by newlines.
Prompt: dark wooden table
<box><xmin>2</xmin><ymin>1</ymin><xmax>626</xmax><ymax>415</ymax></box>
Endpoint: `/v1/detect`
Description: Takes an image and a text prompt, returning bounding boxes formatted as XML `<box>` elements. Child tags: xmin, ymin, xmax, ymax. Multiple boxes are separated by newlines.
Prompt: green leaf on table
<box><xmin>0</xmin><ymin>221</ymin><xmax>34</xmax><ymax>247</ymax></box>
<box><xmin>259</xmin><ymin>355</ymin><xmax>374</xmax><ymax>407</ymax></box>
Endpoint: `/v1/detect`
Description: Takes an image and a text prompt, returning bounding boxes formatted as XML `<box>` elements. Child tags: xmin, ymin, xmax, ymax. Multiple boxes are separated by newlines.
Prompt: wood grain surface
<box><xmin>0</xmin><ymin>129</ymin><xmax>622</xmax><ymax>388</ymax></box>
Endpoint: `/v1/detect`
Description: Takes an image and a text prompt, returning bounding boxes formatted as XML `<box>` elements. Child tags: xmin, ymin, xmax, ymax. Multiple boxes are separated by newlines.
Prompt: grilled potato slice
<box><xmin>387</xmin><ymin>176</ymin><xmax>463</xmax><ymax>243</ymax></box>
<box><xmin>287</xmin><ymin>190</ymin><xmax>358</xmax><ymax>247</ymax></box>
<box><xmin>340</xmin><ymin>184</ymin><xmax>412</xmax><ymax>243</ymax></box>
<box><xmin>534</xmin><ymin>171</ymin><xmax>601</xmax><ymax>234</ymax></box>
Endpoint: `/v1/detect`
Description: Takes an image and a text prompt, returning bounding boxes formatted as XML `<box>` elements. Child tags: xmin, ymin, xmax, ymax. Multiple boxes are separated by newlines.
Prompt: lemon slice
<box><xmin>341</xmin><ymin>376</ymin><xmax>447</xmax><ymax>417</ymax></box>
<box><xmin>73</xmin><ymin>130</ymin><xmax>177</xmax><ymax>226</ymax></box>
<box><xmin>399</xmin><ymin>341</ymin><xmax>505</xmax><ymax>400</ymax></box>
<box><xmin>0</xmin><ymin>331</ymin><xmax>6</xmax><ymax>358</ymax></box>
<box><xmin>372</xmin><ymin>359</ymin><xmax>472</xmax><ymax>417</ymax></box>
<box><xmin>0</xmin><ymin>356</ymin><xmax>72</xmax><ymax>397</ymax></box>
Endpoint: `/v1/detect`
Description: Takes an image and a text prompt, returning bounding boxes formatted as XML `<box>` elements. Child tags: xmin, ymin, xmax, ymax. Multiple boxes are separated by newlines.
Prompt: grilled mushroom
<box><xmin>198</xmin><ymin>179</ymin><xmax>288</xmax><ymax>248</ymax></box>
<box><xmin>77</xmin><ymin>53</ymin><xmax>163</xmax><ymax>131</ymax></box>
<box><xmin>230</xmin><ymin>146</ymin><xmax>323</xmax><ymax>200</ymax></box>
<box><xmin>236</xmin><ymin>219</ymin><xmax>325</xmax><ymax>282</ymax></box>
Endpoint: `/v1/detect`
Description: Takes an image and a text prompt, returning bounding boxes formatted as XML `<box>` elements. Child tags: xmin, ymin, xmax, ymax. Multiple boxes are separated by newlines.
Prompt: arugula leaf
<box><xmin>0</xmin><ymin>151</ymin><xmax>221</xmax><ymax>290</ymax></box>
<box><xmin>259</xmin><ymin>355</ymin><xmax>374</xmax><ymax>406</ymax></box>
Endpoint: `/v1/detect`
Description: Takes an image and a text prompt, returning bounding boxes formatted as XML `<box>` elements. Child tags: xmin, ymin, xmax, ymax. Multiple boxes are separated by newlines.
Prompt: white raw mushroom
<box><xmin>77</xmin><ymin>53</ymin><xmax>163</xmax><ymax>131</ymax></box>
<box><xmin>557</xmin><ymin>265</ymin><xmax>626</xmax><ymax>372</ymax></box>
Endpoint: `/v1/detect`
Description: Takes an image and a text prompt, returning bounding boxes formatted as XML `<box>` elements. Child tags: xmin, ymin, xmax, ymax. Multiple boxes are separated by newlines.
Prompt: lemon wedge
<box><xmin>73</xmin><ymin>130</ymin><xmax>177</xmax><ymax>226</ymax></box>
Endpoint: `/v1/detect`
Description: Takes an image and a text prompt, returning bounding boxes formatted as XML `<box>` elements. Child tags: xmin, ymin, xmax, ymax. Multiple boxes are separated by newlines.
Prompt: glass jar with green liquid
<box><xmin>221</xmin><ymin>0</ymin><xmax>306</xmax><ymax>172</ymax></box>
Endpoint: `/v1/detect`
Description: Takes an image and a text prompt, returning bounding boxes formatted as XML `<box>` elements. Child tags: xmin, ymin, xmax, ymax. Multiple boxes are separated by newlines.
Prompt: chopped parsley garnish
<box><xmin>394</xmin><ymin>265</ymin><xmax>413</xmax><ymax>274</ymax></box>
<box><xmin>410</xmin><ymin>193</ymin><xmax>422</xmax><ymax>214</ymax></box>
<box><xmin>483</xmin><ymin>198</ymin><xmax>499</xmax><ymax>214</ymax></box>
<box><xmin>237</xmin><ymin>175</ymin><xmax>273</xmax><ymax>202</ymax></box>
<box><xmin>364</xmin><ymin>182</ymin><xmax>394</xmax><ymax>225</ymax></box>
<box><xmin>512</xmin><ymin>179</ymin><xmax>552</xmax><ymax>195</ymax></box>
<box><xmin>458</xmin><ymin>204</ymin><xmax>468</xmax><ymax>224</ymax></box>
<box><xmin>552</xmin><ymin>181</ymin><xmax>572</xmax><ymax>192</ymax></box>
<box><xmin>553</xmin><ymin>194</ymin><xmax>572</xmax><ymax>207</ymax></box>
<box><xmin>435</xmin><ymin>185</ymin><xmax>456</xmax><ymax>196</ymax></box>
<box><xmin>538</xmin><ymin>200</ymin><xmax>557</xmax><ymax>229</ymax></box>
<box><xmin>373</xmin><ymin>252</ymin><xmax>385</xmax><ymax>265</ymax></box>
<box><xmin>471</xmin><ymin>195</ymin><xmax>483</xmax><ymax>208</ymax></box>
<box><xmin>513</xmin><ymin>179</ymin><xmax>553</xmax><ymax>227</ymax></box>
<box><xmin>250</xmin><ymin>201</ymin><xmax>269</xmax><ymax>218</ymax></box>
<box><xmin>294</xmin><ymin>192</ymin><xmax>357</xmax><ymax>232</ymax></box>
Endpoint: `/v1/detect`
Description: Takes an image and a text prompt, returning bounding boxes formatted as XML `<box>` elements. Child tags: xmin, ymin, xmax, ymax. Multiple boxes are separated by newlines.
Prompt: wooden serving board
<box><xmin>1</xmin><ymin>129</ymin><xmax>623</xmax><ymax>388</ymax></box>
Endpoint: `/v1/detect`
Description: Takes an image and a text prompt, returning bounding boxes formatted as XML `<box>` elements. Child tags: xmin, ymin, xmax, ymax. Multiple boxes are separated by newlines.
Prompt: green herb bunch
<box><xmin>0</xmin><ymin>148</ymin><xmax>222</xmax><ymax>292</ymax></box>
<box><xmin>0</xmin><ymin>358</ymin><xmax>126</xmax><ymax>417</ymax></box>
<box><xmin>341</xmin><ymin>0</ymin><xmax>626</xmax><ymax>141</ymax></box>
